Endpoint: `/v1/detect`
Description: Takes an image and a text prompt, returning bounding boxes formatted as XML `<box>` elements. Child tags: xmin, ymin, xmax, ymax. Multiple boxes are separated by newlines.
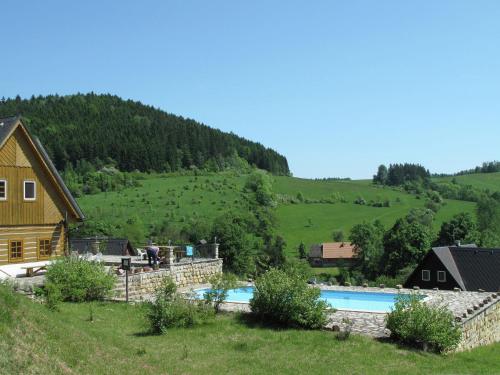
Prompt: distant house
<box><xmin>0</xmin><ymin>116</ymin><xmax>84</xmax><ymax>265</ymax></box>
<box><xmin>308</xmin><ymin>242</ymin><xmax>358</xmax><ymax>267</ymax></box>
<box><xmin>70</xmin><ymin>238</ymin><xmax>137</xmax><ymax>256</ymax></box>
<box><xmin>404</xmin><ymin>245</ymin><xmax>500</xmax><ymax>292</ymax></box>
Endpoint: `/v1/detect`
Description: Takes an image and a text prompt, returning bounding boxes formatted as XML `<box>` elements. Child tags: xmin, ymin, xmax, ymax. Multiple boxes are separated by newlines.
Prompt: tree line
<box><xmin>0</xmin><ymin>93</ymin><xmax>290</xmax><ymax>175</ymax></box>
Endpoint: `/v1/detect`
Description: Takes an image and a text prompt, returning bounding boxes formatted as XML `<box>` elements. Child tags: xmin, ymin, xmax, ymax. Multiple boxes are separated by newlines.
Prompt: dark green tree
<box><xmin>297</xmin><ymin>241</ymin><xmax>307</xmax><ymax>259</ymax></box>
<box><xmin>373</xmin><ymin>164</ymin><xmax>388</xmax><ymax>184</ymax></box>
<box><xmin>349</xmin><ymin>221</ymin><xmax>385</xmax><ymax>279</ymax></box>
<box><xmin>436</xmin><ymin>212</ymin><xmax>480</xmax><ymax>246</ymax></box>
<box><xmin>382</xmin><ymin>218</ymin><xmax>432</xmax><ymax>276</ymax></box>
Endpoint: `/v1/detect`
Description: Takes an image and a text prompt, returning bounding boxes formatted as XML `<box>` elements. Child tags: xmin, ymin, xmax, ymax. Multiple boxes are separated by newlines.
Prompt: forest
<box><xmin>0</xmin><ymin>93</ymin><xmax>290</xmax><ymax>175</ymax></box>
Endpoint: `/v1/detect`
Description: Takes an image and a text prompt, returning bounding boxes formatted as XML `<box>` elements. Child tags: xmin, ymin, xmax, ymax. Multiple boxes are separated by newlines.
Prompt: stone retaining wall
<box><xmin>114</xmin><ymin>259</ymin><xmax>222</xmax><ymax>300</ymax></box>
<box><xmin>457</xmin><ymin>298</ymin><xmax>500</xmax><ymax>352</ymax></box>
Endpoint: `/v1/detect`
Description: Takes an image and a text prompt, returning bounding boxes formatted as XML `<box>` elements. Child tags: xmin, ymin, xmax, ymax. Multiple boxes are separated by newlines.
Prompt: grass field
<box><xmin>77</xmin><ymin>172</ymin><xmax>477</xmax><ymax>256</ymax></box>
<box><xmin>1</xmin><ymin>288</ymin><xmax>499</xmax><ymax>375</ymax></box>
<box><xmin>432</xmin><ymin>172</ymin><xmax>500</xmax><ymax>192</ymax></box>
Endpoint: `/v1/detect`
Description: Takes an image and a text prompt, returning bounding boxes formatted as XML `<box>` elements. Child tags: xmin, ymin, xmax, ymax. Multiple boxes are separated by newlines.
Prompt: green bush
<box><xmin>250</xmin><ymin>268</ymin><xmax>328</xmax><ymax>329</ymax></box>
<box><xmin>45</xmin><ymin>258</ymin><xmax>116</xmax><ymax>302</ymax></box>
<box><xmin>147</xmin><ymin>277</ymin><xmax>213</xmax><ymax>334</ymax></box>
<box><xmin>204</xmin><ymin>273</ymin><xmax>238</xmax><ymax>313</ymax></box>
<box><xmin>386</xmin><ymin>293</ymin><xmax>461</xmax><ymax>353</ymax></box>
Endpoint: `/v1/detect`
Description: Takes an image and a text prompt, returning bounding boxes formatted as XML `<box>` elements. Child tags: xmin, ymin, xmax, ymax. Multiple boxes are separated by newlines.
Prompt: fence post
<box><xmin>166</xmin><ymin>246</ymin><xmax>175</xmax><ymax>265</ymax></box>
<box><xmin>214</xmin><ymin>240</ymin><xmax>219</xmax><ymax>259</ymax></box>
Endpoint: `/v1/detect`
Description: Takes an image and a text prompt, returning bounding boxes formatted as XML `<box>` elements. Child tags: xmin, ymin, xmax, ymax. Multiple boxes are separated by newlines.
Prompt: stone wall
<box><xmin>114</xmin><ymin>259</ymin><xmax>222</xmax><ymax>300</ymax></box>
<box><xmin>456</xmin><ymin>298</ymin><xmax>500</xmax><ymax>351</ymax></box>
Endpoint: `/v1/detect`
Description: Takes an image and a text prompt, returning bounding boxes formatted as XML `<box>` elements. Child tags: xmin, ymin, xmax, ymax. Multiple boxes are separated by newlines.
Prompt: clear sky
<box><xmin>2</xmin><ymin>1</ymin><xmax>500</xmax><ymax>179</ymax></box>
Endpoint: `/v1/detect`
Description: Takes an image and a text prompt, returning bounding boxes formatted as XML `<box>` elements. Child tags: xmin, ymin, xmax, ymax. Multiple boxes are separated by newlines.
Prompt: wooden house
<box><xmin>404</xmin><ymin>245</ymin><xmax>500</xmax><ymax>292</ymax></box>
<box><xmin>0</xmin><ymin>116</ymin><xmax>84</xmax><ymax>265</ymax></box>
<box><xmin>308</xmin><ymin>242</ymin><xmax>358</xmax><ymax>267</ymax></box>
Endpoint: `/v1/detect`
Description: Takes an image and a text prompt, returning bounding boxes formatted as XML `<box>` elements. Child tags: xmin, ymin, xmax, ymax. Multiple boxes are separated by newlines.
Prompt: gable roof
<box><xmin>322</xmin><ymin>242</ymin><xmax>357</xmax><ymax>259</ymax></box>
<box><xmin>447</xmin><ymin>246</ymin><xmax>500</xmax><ymax>292</ymax></box>
<box><xmin>0</xmin><ymin>116</ymin><xmax>84</xmax><ymax>221</ymax></box>
<box><xmin>308</xmin><ymin>244</ymin><xmax>322</xmax><ymax>258</ymax></box>
<box><xmin>0</xmin><ymin>116</ymin><xmax>20</xmax><ymax>147</ymax></box>
<box><xmin>309</xmin><ymin>242</ymin><xmax>357</xmax><ymax>259</ymax></box>
<box><xmin>407</xmin><ymin>245</ymin><xmax>500</xmax><ymax>292</ymax></box>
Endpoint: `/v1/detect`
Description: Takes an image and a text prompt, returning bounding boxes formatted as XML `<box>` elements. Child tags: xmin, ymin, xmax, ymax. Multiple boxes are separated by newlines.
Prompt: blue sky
<box><xmin>2</xmin><ymin>1</ymin><xmax>500</xmax><ymax>179</ymax></box>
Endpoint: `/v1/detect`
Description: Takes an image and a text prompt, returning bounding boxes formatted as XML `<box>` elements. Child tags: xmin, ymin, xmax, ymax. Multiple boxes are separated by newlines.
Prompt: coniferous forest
<box><xmin>0</xmin><ymin>93</ymin><xmax>290</xmax><ymax>175</ymax></box>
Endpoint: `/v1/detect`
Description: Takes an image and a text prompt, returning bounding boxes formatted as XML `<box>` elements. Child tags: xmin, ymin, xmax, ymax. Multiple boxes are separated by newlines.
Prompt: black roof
<box><xmin>0</xmin><ymin>116</ymin><xmax>19</xmax><ymax>145</ymax></box>
<box><xmin>70</xmin><ymin>238</ymin><xmax>136</xmax><ymax>256</ymax></box>
<box><xmin>0</xmin><ymin>116</ymin><xmax>84</xmax><ymax>220</ymax></box>
<box><xmin>308</xmin><ymin>244</ymin><xmax>322</xmax><ymax>258</ymax></box>
<box><xmin>414</xmin><ymin>245</ymin><xmax>500</xmax><ymax>292</ymax></box>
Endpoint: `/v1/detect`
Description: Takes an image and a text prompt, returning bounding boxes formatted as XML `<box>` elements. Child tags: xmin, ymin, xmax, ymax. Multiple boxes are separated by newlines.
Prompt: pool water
<box><xmin>195</xmin><ymin>286</ymin><xmax>409</xmax><ymax>312</ymax></box>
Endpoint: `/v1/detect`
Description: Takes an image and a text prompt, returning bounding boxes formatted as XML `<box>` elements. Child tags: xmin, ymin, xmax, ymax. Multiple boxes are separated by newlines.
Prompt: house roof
<box><xmin>408</xmin><ymin>245</ymin><xmax>500</xmax><ymax>292</ymax></box>
<box><xmin>70</xmin><ymin>238</ymin><xmax>136</xmax><ymax>256</ymax></box>
<box><xmin>447</xmin><ymin>246</ymin><xmax>500</xmax><ymax>291</ymax></box>
<box><xmin>0</xmin><ymin>116</ymin><xmax>20</xmax><ymax>148</ymax></box>
<box><xmin>309</xmin><ymin>242</ymin><xmax>357</xmax><ymax>259</ymax></box>
<box><xmin>308</xmin><ymin>244</ymin><xmax>322</xmax><ymax>258</ymax></box>
<box><xmin>0</xmin><ymin>116</ymin><xmax>84</xmax><ymax>221</ymax></box>
<box><xmin>322</xmin><ymin>242</ymin><xmax>357</xmax><ymax>259</ymax></box>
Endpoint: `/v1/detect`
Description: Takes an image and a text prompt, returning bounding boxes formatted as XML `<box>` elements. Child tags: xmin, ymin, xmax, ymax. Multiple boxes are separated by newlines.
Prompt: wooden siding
<box><xmin>0</xmin><ymin>128</ymin><xmax>66</xmax><ymax>225</ymax></box>
<box><xmin>0</xmin><ymin>225</ymin><xmax>65</xmax><ymax>265</ymax></box>
<box><xmin>0</xmin><ymin>136</ymin><xmax>16</xmax><ymax>166</ymax></box>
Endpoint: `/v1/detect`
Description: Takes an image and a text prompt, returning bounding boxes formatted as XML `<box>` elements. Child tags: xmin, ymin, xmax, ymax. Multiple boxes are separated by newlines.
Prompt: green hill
<box><xmin>77</xmin><ymin>173</ymin><xmax>476</xmax><ymax>255</ymax></box>
<box><xmin>0</xmin><ymin>94</ymin><xmax>289</xmax><ymax>175</ymax></box>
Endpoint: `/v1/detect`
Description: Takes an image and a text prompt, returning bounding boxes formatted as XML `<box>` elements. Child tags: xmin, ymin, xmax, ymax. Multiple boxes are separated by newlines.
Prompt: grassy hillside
<box><xmin>272</xmin><ymin>177</ymin><xmax>475</xmax><ymax>255</ymax></box>
<box><xmin>1</xmin><ymin>286</ymin><xmax>499</xmax><ymax>375</ymax></box>
<box><xmin>78</xmin><ymin>173</ymin><xmax>475</xmax><ymax>255</ymax></box>
<box><xmin>432</xmin><ymin>172</ymin><xmax>500</xmax><ymax>192</ymax></box>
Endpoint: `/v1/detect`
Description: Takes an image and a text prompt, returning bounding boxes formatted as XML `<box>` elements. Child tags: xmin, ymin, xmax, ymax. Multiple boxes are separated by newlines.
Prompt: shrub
<box><xmin>146</xmin><ymin>277</ymin><xmax>213</xmax><ymax>334</ymax></box>
<box><xmin>386</xmin><ymin>293</ymin><xmax>461</xmax><ymax>353</ymax></box>
<box><xmin>204</xmin><ymin>273</ymin><xmax>238</xmax><ymax>313</ymax></box>
<box><xmin>45</xmin><ymin>258</ymin><xmax>116</xmax><ymax>302</ymax></box>
<box><xmin>250</xmin><ymin>268</ymin><xmax>328</xmax><ymax>329</ymax></box>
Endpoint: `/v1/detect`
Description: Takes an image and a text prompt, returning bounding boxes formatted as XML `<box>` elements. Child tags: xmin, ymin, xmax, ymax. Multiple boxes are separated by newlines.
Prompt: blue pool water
<box><xmin>195</xmin><ymin>287</ymin><xmax>409</xmax><ymax>312</ymax></box>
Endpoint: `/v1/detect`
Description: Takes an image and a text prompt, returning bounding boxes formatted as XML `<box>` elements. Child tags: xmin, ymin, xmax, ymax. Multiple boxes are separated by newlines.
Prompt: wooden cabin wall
<box><xmin>0</xmin><ymin>224</ymin><xmax>65</xmax><ymax>265</ymax></box>
<box><xmin>0</xmin><ymin>128</ymin><xmax>67</xmax><ymax>226</ymax></box>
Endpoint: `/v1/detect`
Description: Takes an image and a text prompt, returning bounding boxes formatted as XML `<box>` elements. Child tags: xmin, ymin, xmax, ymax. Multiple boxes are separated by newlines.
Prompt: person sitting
<box><xmin>146</xmin><ymin>240</ymin><xmax>160</xmax><ymax>267</ymax></box>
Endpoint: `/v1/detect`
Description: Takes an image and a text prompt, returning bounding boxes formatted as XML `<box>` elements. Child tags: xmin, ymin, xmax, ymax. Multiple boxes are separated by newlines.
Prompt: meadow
<box><xmin>78</xmin><ymin>172</ymin><xmax>477</xmax><ymax>255</ymax></box>
<box><xmin>432</xmin><ymin>172</ymin><xmax>500</xmax><ymax>192</ymax></box>
<box><xmin>1</xmin><ymin>288</ymin><xmax>499</xmax><ymax>375</ymax></box>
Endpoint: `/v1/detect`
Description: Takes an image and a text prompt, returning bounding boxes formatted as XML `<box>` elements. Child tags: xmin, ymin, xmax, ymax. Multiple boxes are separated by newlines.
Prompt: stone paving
<box><xmin>183</xmin><ymin>283</ymin><xmax>500</xmax><ymax>339</ymax></box>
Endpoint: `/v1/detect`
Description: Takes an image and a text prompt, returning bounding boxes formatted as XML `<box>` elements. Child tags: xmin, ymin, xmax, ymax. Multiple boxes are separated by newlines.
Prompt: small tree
<box><xmin>386</xmin><ymin>293</ymin><xmax>461</xmax><ymax>353</ymax></box>
<box><xmin>298</xmin><ymin>242</ymin><xmax>307</xmax><ymax>259</ymax></box>
<box><xmin>250</xmin><ymin>268</ymin><xmax>328</xmax><ymax>329</ymax></box>
<box><xmin>204</xmin><ymin>273</ymin><xmax>238</xmax><ymax>313</ymax></box>
<box><xmin>332</xmin><ymin>230</ymin><xmax>344</xmax><ymax>242</ymax></box>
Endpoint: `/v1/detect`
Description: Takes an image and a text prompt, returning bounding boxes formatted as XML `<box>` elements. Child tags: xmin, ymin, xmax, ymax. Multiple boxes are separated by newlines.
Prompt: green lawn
<box><xmin>1</xmin><ymin>290</ymin><xmax>499</xmax><ymax>375</ymax></box>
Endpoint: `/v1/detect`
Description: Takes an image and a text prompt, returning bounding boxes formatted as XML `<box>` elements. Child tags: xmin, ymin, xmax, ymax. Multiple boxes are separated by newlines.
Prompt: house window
<box><xmin>38</xmin><ymin>239</ymin><xmax>52</xmax><ymax>259</ymax></box>
<box><xmin>0</xmin><ymin>180</ymin><xmax>6</xmax><ymax>200</ymax></box>
<box><xmin>24</xmin><ymin>180</ymin><xmax>36</xmax><ymax>201</ymax></box>
<box><xmin>437</xmin><ymin>271</ymin><xmax>446</xmax><ymax>283</ymax></box>
<box><xmin>422</xmin><ymin>269</ymin><xmax>430</xmax><ymax>281</ymax></box>
<box><xmin>9</xmin><ymin>240</ymin><xmax>23</xmax><ymax>262</ymax></box>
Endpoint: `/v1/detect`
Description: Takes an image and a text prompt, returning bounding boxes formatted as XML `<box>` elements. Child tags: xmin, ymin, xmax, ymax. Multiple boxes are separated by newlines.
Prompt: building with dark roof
<box><xmin>70</xmin><ymin>238</ymin><xmax>136</xmax><ymax>256</ymax></box>
<box><xmin>404</xmin><ymin>245</ymin><xmax>500</xmax><ymax>292</ymax></box>
<box><xmin>0</xmin><ymin>116</ymin><xmax>84</xmax><ymax>264</ymax></box>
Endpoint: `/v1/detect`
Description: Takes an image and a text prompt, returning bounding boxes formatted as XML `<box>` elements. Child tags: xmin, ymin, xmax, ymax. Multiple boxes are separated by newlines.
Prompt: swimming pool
<box><xmin>194</xmin><ymin>286</ymin><xmax>412</xmax><ymax>313</ymax></box>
